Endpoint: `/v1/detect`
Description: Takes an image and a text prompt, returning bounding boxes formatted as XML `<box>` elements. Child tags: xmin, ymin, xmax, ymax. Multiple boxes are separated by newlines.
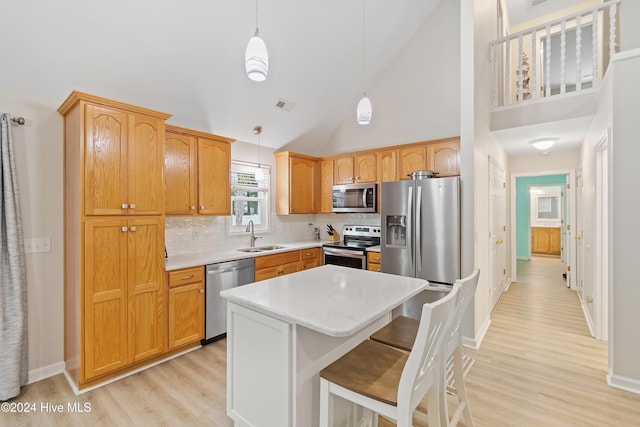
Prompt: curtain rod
<box><xmin>11</xmin><ymin>117</ymin><xmax>26</xmax><ymax>125</ymax></box>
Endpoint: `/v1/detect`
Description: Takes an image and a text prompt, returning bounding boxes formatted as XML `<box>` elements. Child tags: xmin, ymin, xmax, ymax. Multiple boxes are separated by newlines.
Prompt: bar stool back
<box><xmin>319</xmin><ymin>281</ymin><xmax>462</xmax><ymax>427</ymax></box>
<box><xmin>370</xmin><ymin>269</ymin><xmax>480</xmax><ymax>426</ymax></box>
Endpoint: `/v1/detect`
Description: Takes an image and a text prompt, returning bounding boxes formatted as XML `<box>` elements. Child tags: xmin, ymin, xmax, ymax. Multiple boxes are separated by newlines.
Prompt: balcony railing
<box><xmin>490</xmin><ymin>0</ymin><xmax>621</xmax><ymax>109</ymax></box>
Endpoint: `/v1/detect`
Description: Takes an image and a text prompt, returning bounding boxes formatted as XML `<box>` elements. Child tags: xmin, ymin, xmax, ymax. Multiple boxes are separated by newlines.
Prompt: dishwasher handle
<box><xmin>208</xmin><ymin>265</ymin><xmax>249</xmax><ymax>275</ymax></box>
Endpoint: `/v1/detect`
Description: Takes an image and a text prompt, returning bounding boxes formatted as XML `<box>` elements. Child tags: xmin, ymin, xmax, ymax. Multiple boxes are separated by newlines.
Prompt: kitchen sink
<box><xmin>237</xmin><ymin>245</ymin><xmax>286</xmax><ymax>253</ymax></box>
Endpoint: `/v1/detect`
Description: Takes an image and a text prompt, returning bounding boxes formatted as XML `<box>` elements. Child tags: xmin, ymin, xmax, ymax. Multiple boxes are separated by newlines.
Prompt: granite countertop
<box><xmin>165</xmin><ymin>240</ymin><xmax>323</xmax><ymax>271</ymax></box>
<box><xmin>220</xmin><ymin>264</ymin><xmax>428</xmax><ymax>337</ymax></box>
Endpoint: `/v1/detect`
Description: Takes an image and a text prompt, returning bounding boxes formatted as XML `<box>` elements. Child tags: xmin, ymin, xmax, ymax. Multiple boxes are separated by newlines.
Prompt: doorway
<box><xmin>511</xmin><ymin>171</ymin><xmax>576</xmax><ymax>289</ymax></box>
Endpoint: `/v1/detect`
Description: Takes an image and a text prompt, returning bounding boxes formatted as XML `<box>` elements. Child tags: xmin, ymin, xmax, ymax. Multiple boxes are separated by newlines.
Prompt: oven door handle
<box><xmin>323</xmin><ymin>248</ymin><xmax>365</xmax><ymax>259</ymax></box>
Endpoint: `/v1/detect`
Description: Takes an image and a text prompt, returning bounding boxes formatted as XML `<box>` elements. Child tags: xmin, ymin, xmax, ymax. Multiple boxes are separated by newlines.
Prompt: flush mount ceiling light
<box><xmin>356</xmin><ymin>0</ymin><xmax>372</xmax><ymax>125</ymax></box>
<box><xmin>253</xmin><ymin>125</ymin><xmax>265</xmax><ymax>181</ymax></box>
<box><xmin>530</xmin><ymin>138</ymin><xmax>557</xmax><ymax>151</ymax></box>
<box><xmin>245</xmin><ymin>0</ymin><xmax>268</xmax><ymax>82</ymax></box>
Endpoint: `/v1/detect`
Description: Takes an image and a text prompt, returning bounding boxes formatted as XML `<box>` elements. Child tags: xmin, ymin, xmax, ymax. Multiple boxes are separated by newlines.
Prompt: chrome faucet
<box><xmin>245</xmin><ymin>220</ymin><xmax>262</xmax><ymax>247</ymax></box>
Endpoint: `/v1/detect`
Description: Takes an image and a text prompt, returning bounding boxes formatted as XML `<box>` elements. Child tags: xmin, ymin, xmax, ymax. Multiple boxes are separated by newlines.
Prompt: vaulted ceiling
<box><xmin>1</xmin><ymin>0</ymin><xmax>441</xmax><ymax>149</ymax></box>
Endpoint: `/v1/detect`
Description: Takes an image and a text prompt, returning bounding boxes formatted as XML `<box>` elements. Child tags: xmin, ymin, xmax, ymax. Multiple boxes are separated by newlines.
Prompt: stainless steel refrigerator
<box><xmin>381</xmin><ymin>176</ymin><xmax>460</xmax><ymax>286</ymax></box>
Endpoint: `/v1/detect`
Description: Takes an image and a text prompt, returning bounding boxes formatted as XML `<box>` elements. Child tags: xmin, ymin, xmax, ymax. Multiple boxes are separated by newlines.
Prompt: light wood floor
<box><xmin>3</xmin><ymin>259</ymin><xmax>640</xmax><ymax>426</ymax></box>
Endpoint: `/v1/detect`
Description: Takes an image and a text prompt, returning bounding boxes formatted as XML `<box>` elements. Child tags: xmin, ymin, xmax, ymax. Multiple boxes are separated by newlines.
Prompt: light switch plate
<box><xmin>24</xmin><ymin>237</ymin><xmax>51</xmax><ymax>254</ymax></box>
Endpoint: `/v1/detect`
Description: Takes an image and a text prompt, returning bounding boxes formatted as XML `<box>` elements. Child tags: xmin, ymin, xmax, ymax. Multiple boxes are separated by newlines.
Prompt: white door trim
<box><xmin>510</xmin><ymin>169</ymin><xmax>576</xmax><ymax>289</ymax></box>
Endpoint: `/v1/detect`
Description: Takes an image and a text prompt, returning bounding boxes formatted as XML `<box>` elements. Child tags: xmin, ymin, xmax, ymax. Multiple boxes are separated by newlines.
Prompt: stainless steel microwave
<box><xmin>332</xmin><ymin>183</ymin><xmax>377</xmax><ymax>213</ymax></box>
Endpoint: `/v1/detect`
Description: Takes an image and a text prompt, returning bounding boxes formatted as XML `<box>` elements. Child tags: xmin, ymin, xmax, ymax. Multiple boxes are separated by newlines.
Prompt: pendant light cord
<box><xmin>362</xmin><ymin>0</ymin><xmax>366</xmax><ymax>91</ymax></box>
<box><xmin>255</xmin><ymin>0</ymin><xmax>259</xmax><ymax>31</ymax></box>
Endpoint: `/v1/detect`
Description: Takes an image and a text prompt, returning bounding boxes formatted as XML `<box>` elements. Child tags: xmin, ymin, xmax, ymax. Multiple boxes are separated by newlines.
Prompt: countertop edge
<box><xmin>165</xmin><ymin>240</ymin><xmax>323</xmax><ymax>271</ymax></box>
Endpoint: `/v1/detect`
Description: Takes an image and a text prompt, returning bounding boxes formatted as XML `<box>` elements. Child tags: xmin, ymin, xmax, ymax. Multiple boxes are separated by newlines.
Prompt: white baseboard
<box><xmin>28</xmin><ymin>361</ymin><xmax>65</xmax><ymax>384</ymax></box>
<box><xmin>607</xmin><ymin>371</ymin><xmax>640</xmax><ymax>395</ymax></box>
<box><xmin>578</xmin><ymin>293</ymin><xmax>596</xmax><ymax>338</ymax></box>
<box><xmin>463</xmin><ymin>314</ymin><xmax>491</xmax><ymax>350</ymax></box>
<box><xmin>65</xmin><ymin>345</ymin><xmax>201</xmax><ymax>395</ymax></box>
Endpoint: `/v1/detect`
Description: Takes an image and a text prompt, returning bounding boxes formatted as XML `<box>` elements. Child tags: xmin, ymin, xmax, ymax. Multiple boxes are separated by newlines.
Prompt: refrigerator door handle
<box><xmin>407</xmin><ymin>186</ymin><xmax>413</xmax><ymax>267</ymax></box>
<box><xmin>416</xmin><ymin>185</ymin><xmax>422</xmax><ymax>273</ymax></box>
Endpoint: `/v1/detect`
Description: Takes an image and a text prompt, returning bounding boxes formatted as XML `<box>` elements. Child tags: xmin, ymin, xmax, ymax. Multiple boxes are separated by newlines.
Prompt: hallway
<box><xmin>463</xmin><ymin>257</ymin><xmax>640</xmax><ymax>426</ymax></box>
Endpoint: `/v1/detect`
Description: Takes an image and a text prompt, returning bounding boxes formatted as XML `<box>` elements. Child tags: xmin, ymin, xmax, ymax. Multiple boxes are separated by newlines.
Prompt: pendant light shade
<box><xmin>357</xmin><ymin>92</ymin><xmax>372</xmax><ymax>125</ymax></box>
<box><xmin>245</xmin><ymin>30</ymin><xmax>269</xmax><ymax>82</ymax></box>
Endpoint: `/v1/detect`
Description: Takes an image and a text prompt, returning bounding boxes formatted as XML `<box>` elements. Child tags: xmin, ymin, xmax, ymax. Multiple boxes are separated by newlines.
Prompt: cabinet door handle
<box><xmin>180</xmin><ymin>275</ymin><xmax>195</xmax><ymax>280</ymax></box>
<box><xmin>121</xmin><ymin>226</ymin><xmax>128</xmax><ymax>232</ymax></box>
<box><xmin>122</xmin><ymin>203</ymin><xmax>128</xmax><ymax>209</ymax></box>
<box><xmin>199</xmin><ymin>289</ymin><xmax>204</xmax><ymax>294</ymax></box>
<box><xmin>190</xmin><ymin>205</ymin><xmax>196</xmax><ymax>210</ymax></box>
<box><xmin>130</xmin><ymin>226</ymin><xmax>137</xmax><ymax>232</ymax></box>
<box><xmin>200</xmin><ymin>205</ymin><xmax>205</xmax><ymax>210</ymax></box>
<box><xmin>130</xmin><ymin>203</ymin><xmax>136</xmax><ymax>209</ymax></box>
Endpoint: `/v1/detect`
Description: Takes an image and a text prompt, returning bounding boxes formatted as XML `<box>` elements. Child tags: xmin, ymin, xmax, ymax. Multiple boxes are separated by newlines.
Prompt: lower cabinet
<box><xmin>83</xmin><ymin>217</ymin><xmax>165</xmax><ymax>381</ymax></box>
<box><xmin>531</xmin><ymin>227</ymin><xmax>561</xmax><ymax>256</ymax></box>
<box><xmin>367</xmin><ymin>251</ymin><xmax>381</xmax><ymax>272</ymax></box>
<box><xmin>167</xmin><ymin>266</ymin><xmax>205</xmax><ymax>349</ymax></box>
<box><xmin>255</xmin><ymin>247</ymin><xmax>323</xmax><ymax>281</ymax></box>
<box><xmin>301</xmin><ymin>247</ymin><xmax>323</xmax><ymax>270</ymax></box>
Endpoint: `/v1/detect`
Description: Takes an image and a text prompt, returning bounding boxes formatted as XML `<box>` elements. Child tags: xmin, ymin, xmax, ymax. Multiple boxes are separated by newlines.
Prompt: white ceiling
<box><xmin>0</xmin><ymin>0</ymin><xmax>441</xmax><ymax>150</ymax></box>
<box><xmin>2</xmin><ymin>0</ymin><xmax>599</xmax><ymax>157</ymax></box>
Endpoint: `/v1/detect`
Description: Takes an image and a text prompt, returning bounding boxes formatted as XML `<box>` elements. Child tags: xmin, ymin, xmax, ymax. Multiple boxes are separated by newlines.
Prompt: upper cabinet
<box><xmin>319</xmin><ymin>158</ymin><xmax>334</xmax><ymax>214</ymax></box>
<box><xmin>377</xmin><ymin>149</ymin><xmax>398</xmax><ymax>183</ymax></box>
<box><xmin>81</xmin><ymin>103</ymin><xmax>167</xmax><ymax>215</ymax></box>
<box><xmin>399</xmin><ymin>138</ymin><xmax>460</xmax><ymax>179</ymax></box>
<box><xmin>398</xmin><ymin>145</ymin><xmax>427</xmax><ymax>180</ymax></box>
<box><xmin>164</xmin><ymin>125</ymin><xmax>234</xmax><ymax>216</ymax></box>
<box><xmin>427</xmin><ymin>141</ymin><xmax>460</xmax><ymax>177</ymax></box>
<box><xmin>275</xmin><ymin>152</ymin><xmax>319</xmax><ymax>215</ymax></box>
<box><xmin>334</xmin><ymin>154</ymin><xmax>377</xmax><ymax>184</ymax></box>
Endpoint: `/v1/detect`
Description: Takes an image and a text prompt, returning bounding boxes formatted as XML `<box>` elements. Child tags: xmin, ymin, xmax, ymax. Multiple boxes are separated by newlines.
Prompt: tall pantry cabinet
<box><xmin>58</xmin><ymin>92</ymin><xmax>171</xmax><ymax>389</ymax></box>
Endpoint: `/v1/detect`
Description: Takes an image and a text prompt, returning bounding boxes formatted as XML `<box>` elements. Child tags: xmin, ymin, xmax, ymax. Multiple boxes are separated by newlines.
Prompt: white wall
<box><xmin>0</xmin><ymin>91</ymin><xmax>65</xmax><ymax>382</ymax></box>
<box><xmin>510</xmin><ymin>150</ymin><xmax>580</xmax><ymax>173</ymax></box>
<box><xmin>470</xmin><ymin>0</ymin><xmax>510</xmax><ymax>345</ymax></box>
<box><xmin>316</xmin><ymin>0</ymin><xmax>461</xmax><ymax>156</ymax></box>
<box><xmin>608</xmin><ymin>52</ymin><xmax>640</xmax><ymax>392</ymax></box>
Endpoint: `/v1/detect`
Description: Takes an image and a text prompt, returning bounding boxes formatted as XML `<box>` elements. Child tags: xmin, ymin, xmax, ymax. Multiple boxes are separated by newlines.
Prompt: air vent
<box><xmin>275</xmin><ymin>98</ymin><xmax>295</xmax><ymax>112</ymax></box>
<box><xmin>531</xmin><ymin>0</ymin><xmax>548</xmax><ymax>6</ymax></box>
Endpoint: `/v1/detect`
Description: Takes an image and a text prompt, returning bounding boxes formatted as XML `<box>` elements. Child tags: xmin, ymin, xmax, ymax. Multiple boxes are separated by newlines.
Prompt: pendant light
<box><xmin>245</xmin><ymin>0</ymin><xmax>269</xmax><ymax>82</ymax></box>
<box><xmin>253</xmin><ymin>125</ymin><xmax>265</xmax><ymax>181</ymax></box>
<box><xmin>356</xmin><ymin>0</ymin><xmax>372</xmax><ymax>125</ymax></box>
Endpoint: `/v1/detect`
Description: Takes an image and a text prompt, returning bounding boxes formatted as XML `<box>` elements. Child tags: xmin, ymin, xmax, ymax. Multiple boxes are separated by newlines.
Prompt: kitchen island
<box><xmin>220</xmin><ymin>265</ymin><xmax>429</xmax><ymax>427</ymax></box>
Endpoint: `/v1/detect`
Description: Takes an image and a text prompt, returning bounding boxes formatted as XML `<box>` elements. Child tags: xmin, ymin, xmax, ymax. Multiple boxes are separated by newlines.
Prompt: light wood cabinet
<box><xmin>398</xmin><ymin>138</ymin><xmax>460</xmax><ymax>179</ymax></box>
<box><xmin>300</xmin><ymin>247</ymin><xmax>323</xmax><ymax>270</ymax></box>
<box><xmin>377</xmin><ymin>150</ymin><xmax>398</xmax><ymax>183</ymax></box>
<box><xmin>531</xmin><ymin>227</ymin><xmax>561</xmax><ymax>256</ymax></box>
<box><xmin>275</xmin><ymin>152</ymin><xmax>319</xmax><ymax>215</ymax></box>
<box><xmin>399</xmin><ymin>146</ymin><xmax>427</xmax><ymax>179</ymax></box>
<box><xmin>59</xmin><ymin>91</ymin><xmax>171</xmax><ymax>389</ymax></box>
<box><xmin>164</xmin><ymin>125</ymin><xmax>233</xmax><ymax>216</ymax></box>
<box><xmin>334</xmin><ymin>154</ymin><xmax>377</xmax><ymax>184</ymax></box>
<box><xmin>83</xmin><ymin>104</ymin><xmax>165</xmax><ymax>215</ymax></box>
<box><xmin>367</xmin><ymin>251</ymin><xmax>381</xmax><ymax>272</ymax></box>
<box><xmin>427</xmin><ymin>141</ymin><xmax>460</xmax><ymax>177</ymax></box>
<box><xmin>254</xmin><ymin>248</ymin><xmax>323</xmax><ymax>281</ymax></box>
<box><xmin>254</xmin><ymin>250</ymin><xmax>301</xmax><ymax>281</ymax></box>
<box><xmin>84</xmin><ymin>216</ymin><xmax>165</xmax><ymax>379</ymax></box>
<box><xmin>167</xmin><ymin>266</ymin><xmax>204</xmax><ymax>349</ymax></box>
<box><xmin>319</xmin><ymin>158</ymin><xmax>334</xmax><ymax>214</ymax></box>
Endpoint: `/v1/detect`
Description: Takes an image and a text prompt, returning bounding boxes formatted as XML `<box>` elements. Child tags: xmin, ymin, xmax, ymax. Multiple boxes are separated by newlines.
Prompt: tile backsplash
<box><xmin>165</xmin><ymin>213</ymin><xmax>381</xmax><ymax>256</ymax></box>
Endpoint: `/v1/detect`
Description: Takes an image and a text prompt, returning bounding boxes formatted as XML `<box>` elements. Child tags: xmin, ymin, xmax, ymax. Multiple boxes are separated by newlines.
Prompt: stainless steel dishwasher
<box><xmin>203</xmin><ymin>257</ymin><xmax>255</xmax><ymax>344</ymax></box>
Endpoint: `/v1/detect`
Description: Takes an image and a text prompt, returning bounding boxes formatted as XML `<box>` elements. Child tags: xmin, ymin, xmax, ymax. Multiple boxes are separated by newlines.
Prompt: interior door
<box><xmin>489</xmin><ymin>158</ymin><xmax>507</xmax><ymax>310</ymax></box>
<box><xmin>575</xmin><ymin>168</ymin><xmax>585</xmax><ymax>301</ymax></box>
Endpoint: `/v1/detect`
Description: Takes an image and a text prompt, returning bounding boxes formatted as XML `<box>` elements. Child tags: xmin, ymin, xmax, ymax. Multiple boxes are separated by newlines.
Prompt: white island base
<box><xmin>221</xmin><ymin>265</ymin><xmax>429</xmax><ymax>427</ymax></box>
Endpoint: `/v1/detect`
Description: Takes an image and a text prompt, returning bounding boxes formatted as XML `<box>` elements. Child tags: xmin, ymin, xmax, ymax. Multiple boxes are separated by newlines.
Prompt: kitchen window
<box><xmin>227</xmin><ymin>161</ymin><xmax>270</xmax><ymax>234</ymax></box>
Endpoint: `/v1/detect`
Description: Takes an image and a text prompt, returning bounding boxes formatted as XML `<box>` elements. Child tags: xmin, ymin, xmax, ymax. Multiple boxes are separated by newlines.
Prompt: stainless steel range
<box><xmin>322</xmin><ymin>225</ymin><xmax>381</xmax><ymax>269</ymax></box>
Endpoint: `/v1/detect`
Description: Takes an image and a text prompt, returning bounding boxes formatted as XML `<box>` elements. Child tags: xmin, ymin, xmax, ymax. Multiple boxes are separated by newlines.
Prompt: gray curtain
<box><xmin>0</xmin><ymin>113</ymin><xmax>28</xmax><ymax>401</ymax></box>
